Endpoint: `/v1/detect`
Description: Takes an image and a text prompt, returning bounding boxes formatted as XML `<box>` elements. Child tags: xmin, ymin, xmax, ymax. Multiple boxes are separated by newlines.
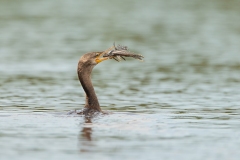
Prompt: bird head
<box><xmin>79</xmin><ymin>46</ymin><xmax>116</xmax><ymax>67</ymax></box>
<box><xmin>79</xmin><ymin>51</ymin><xmax>109</xmax><ymax>67</ymax></box>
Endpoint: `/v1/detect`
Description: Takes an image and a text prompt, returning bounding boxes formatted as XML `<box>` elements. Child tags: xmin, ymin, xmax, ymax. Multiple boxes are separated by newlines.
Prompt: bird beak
<box><xmin>95</xmin><ymin>52</ymin><xmax>109</xmax><ymax>64</ymax></box>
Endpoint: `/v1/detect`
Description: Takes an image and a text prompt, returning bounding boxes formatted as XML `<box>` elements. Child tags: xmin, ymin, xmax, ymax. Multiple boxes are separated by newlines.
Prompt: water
<box><xmin>0</xmin><ymin>0</ymin><xmax>240</xmax><ymax>159</ymax></box>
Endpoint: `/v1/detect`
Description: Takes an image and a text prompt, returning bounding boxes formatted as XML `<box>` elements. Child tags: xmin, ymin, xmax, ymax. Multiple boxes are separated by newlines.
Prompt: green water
<box><xmin>0</xmin><ymin>0</ymin><xmax>240</xmax><ymax>160</ymax></box>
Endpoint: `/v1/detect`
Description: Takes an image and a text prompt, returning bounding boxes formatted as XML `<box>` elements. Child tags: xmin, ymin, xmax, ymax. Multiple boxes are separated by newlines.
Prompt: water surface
<box><xmin>0</xmin><ymin>0</ymin><xmax>240</xmax><ymax>160</ymax></box>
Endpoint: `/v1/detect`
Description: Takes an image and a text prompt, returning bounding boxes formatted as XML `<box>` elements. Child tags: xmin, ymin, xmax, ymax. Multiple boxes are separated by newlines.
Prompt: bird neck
<box><xmin>77</xmin><ymin>65</ymin><xmax>101</xmax><ymax>112</ymax></box>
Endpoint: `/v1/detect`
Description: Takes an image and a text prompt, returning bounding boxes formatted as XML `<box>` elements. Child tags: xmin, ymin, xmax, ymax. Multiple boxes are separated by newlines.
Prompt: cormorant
<box><xmin>71</xmin><ymin>44</ymin><xmax>143</xmax><ymax>116</ymax></box>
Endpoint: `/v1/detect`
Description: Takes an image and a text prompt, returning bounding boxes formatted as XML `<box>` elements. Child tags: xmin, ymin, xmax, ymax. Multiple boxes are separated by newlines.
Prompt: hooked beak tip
<box><xmin>95</xmin><ymin>52</ymin><xmax>109</xmax><ymax>64</ymax></box>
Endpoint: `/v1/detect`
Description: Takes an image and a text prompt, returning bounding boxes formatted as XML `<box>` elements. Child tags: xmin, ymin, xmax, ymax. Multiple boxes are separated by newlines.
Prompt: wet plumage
<box><xmin>69</xmin><ymin>44</ymin><xmax>144</xmax><ymax>116</ymax></box>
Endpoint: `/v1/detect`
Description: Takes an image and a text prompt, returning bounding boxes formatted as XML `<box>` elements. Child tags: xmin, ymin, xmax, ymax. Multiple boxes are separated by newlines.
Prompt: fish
<box><xmin>103</xmin><ymin>43</ymin><xmax>144</xmax><ymax>62</ymax></box>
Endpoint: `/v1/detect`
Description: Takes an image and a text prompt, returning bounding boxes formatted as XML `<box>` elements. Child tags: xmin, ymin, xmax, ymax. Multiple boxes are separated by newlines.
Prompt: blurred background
<box><xmin>0</xmin><ymin>0</ymin><xmax>240</xmax><ymax>160</ymax></box>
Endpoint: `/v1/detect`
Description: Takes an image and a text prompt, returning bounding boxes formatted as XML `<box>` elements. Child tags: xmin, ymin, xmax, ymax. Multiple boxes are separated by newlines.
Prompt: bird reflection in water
<box><xmin>78</xmin><ymin>117</ymin><xmax>94</xmax><ymax>152</ymax></box>
<box><xmin>81</xmin><ymin>117</ymin><xmax>92</xmax><ymax>141</ymax></box>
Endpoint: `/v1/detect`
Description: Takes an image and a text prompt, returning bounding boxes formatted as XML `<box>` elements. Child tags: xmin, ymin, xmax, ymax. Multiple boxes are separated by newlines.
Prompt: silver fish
<box><xmin>103</xmin><ymin>43</ymin><xmax>144</xmax><ymax>61</ymax></box>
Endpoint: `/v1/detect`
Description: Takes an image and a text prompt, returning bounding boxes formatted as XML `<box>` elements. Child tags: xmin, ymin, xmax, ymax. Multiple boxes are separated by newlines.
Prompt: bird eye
<box><xmin>95</xmin><ymin>53</ymin><xmax>100</xmax><ymax>57</ymax></box>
